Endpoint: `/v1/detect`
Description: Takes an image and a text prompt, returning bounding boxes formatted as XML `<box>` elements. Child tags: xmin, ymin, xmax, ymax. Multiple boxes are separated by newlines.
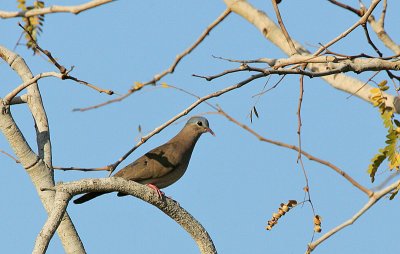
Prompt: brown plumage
<box><xmin>74</xmin><ymin>116</ymin><xmax>214</xmax><ymax>204</ymax></box>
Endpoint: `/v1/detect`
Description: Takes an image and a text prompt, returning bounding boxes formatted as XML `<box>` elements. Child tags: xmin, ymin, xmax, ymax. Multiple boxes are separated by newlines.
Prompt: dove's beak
<box><xmin>206</xmin><ymin>127</ymin><xmax>215</xmax><ymax>136</ymax></box>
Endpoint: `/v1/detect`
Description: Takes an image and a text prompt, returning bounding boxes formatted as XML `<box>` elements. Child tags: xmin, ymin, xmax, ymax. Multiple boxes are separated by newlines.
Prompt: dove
<box><xmin>74</xmin><ymin>116</ymin><xmax>214</xmax><ymax>204</ymax></box>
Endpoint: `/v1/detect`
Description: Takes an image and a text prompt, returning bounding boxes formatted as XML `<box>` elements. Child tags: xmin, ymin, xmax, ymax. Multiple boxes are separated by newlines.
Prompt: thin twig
<box><xmin>271</xmin><ymin>0</ymin><xmax>297</xmax><ymax>55</ymax></box>
<box><xmin>18</xmin><ymin>23</ymin><xmax>67</xmax><ymax>74</ymax></box>
<box><xmin>194</xmin><ymin>57</ymin><xmax>400</xmax><ymax>82</ymax></box>
<box><xmin>314</xmin><ymin>0</ymin><xmax>381</xmax><ymax>57</ymax></box>
<box><xmin>306</xmin><ymin>179</ymin><xmax>400</xmax><ymax>253</ymax></box>
<box><xmin>53</xmin><ymin>166</ymin><xmax>109</xmax><ymax>172</ymax></box>
<box><xmin>217</xmin><ymin>107</ymin><xmax>372</xmax><ymax>196</ymax></box>
<box><xmin>4</xmin><ymin>72</ymin><xmax>60</xmax><ymax>104</ymax></box>
<box><xmin>104</xmin><ymin>73</ymin><xmax>266</xmax><ymax>175</ymax></box>
<box><xmin>0</xmin><ymin>0</ymin><xmax>115</xmax><ymax>18</ymax></box>
<box><xmin>143</xmin><ymin>8</ymin><xmax>231</xmax><ymax>86</ymax></box>
<box><xmin>346</xmin><ymin>71</ymin><xmax>380</xmax><ymax>99</ymax></box>
<box><xmin>252</xmin><ymin>75</ymin><xmax>285</xmax><ymax>98</ymax></box>
<box><xmin>75</xmin><ymin>8</ymin><xmax>231</xmax><ymax>111</ymax></box>
<box><xmin>371</xmin><ymin>171</ymin><xmax>400</xmax><ymax>191</ymax></box>
<box><xmin>0</xmin><ymin>149</ymin><xmax>20</xmax><ymax>163</ymax></box>
<box><xmin>327</xmin><ymin>0</ymin><xmax>365</xmax><ymax>16</ymax></box>
<box><xmin>18</xmin><ymin>23</ymin><xmax>114</xmax><ymax>95</ymax></box>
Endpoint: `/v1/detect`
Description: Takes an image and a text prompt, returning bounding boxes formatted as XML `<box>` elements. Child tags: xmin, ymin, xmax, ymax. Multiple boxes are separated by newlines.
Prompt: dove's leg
<box><xmin>146</xmin><ymin>183</ymin><xmax>164</xmax><ymax>198</ymax></box>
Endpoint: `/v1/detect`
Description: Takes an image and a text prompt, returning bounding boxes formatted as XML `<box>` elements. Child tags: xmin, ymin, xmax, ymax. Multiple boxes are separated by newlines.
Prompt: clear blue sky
<box><xmin>0</xmin><ymin>1</ymin><xmax>399</xmax><ymax>253</ymax></box>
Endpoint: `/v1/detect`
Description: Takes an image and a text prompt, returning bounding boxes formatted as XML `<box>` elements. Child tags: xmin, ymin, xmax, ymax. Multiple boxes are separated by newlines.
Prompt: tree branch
<box><xmin>306</xmin><ymin>179</ymin><xmax>400</xmax><ymax>253</ymax></box>
<box><xmin>217</xmin><ymin>107</ymin><xmax>372</xmax><ymax>196</ymax></box>
<box><xmin>0</xmin><ymin>45</ymin><xmax>85</xmax><ymax>254</ymax></box>
<box><xmin>0</xmin><ymin>0</ymin><xmax>115</xmax><ymax>18</ymax></box>
<box><xmin>223</xmin><ymin>0</ymin><xmax>400</xmax><ymax>113</ymax></box>
<box><xmin>73</xmin><ymin>8</ymin><xmax>231</xmax><ymax>111</ymax></box>
<box><xmin>34</xmin><ymin>178</ymin><xmax>217</xmax><ymax>254</ymax></box>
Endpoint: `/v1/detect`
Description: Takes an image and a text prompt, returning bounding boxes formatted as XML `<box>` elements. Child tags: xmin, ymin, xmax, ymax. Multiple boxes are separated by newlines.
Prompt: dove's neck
<box><xmin>170</xmin><ymin>126</ymin><xmax>201</xmax><ymax>152</ymax></box>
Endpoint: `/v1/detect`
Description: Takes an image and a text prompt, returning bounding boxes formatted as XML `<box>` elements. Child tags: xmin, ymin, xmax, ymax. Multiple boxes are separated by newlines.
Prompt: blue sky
<box><xmin>0</xmin><ymin>1</ymin><xmax>399</xmax><ymax>253</ymax></box>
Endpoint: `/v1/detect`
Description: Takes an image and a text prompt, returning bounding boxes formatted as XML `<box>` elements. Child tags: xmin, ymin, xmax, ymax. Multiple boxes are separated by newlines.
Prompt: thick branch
<box><xmin>0</xmin><ymin>45</ymin><xmax>52</xmax><ymax>166</ymax></box>
<box><xmin>35</xmin><ymin>178</ymin><xmax>217</xmax><ymax>254</ymax></box>
<box><xmin>223</xmin><ymin>0</ymin><xmax>400</xmax><ymax>113</ymax></box>
<box><xmin>0</xmin><ymin>45</ymin><xmax>85</xmax><ymax>254</ymax></box>
<box><xmin>33</xmin><ymin>191</ymin><xmax>70</xmax><ymax>254</ymax></box>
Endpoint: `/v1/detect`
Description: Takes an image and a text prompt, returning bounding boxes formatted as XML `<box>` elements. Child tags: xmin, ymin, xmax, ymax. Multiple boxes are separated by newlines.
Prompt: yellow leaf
<box><xmin>370</xmin><ymin>88</ymin><xmax>381</xmax><ymax>94</ymax></box>
<box><xmin>133</xmin><ymin>82</ymin><xmax>144</xmax><ymax>90</ymax></box>
<box><xmin>161</xmin><ymin>82</ymin><xmax>169</xmax><ymax>88</ymax></box>
<box><xmin>388</xmin><ymin>153</ymin><xmax>400</xmax><ymax>170</ymax></box>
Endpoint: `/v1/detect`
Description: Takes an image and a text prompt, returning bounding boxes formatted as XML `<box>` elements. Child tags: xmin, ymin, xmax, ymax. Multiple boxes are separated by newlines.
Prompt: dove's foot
<box><xmin>146</xmin><ymin>183</ymin><xmax>164</xmax><ymax>198</ymax></box>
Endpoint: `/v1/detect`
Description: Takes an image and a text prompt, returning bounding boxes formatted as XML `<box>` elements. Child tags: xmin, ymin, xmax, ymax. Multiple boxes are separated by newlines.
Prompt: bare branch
<box><xmin>307</xmin><ymin>180</ymin><xmax>400</xmax><ymax>253</ymax></box>
<box><xmin>330</xmin><ymin>0</ymin><xmax>400</xmax><ymax>54</ymax></box>
<box><xmin>271</xmin><ymin>0</ymin><xmax>297</xmax><ymax>55</ymax></box>
<box><xmin>0</xmin><ymin>45</ymin><xmax>85</xmax><ymax>254</ymax></box>
<box><xmin>18</xmin><ymin>24</ymin><xmax>115</xmax><ymax>95</ymax></box>
<box><xmin>217</xmin><ymin>107</ymin><xmax>373</xmax><ymax>196</ymax></box>
<box><xmin>53</xmin><ymin>166</ymin><xmax>109</xmax><ymax>172</ymax></box>
<box><xmin>222</xmin><ymin>1</ymin><xmax>400</xmax><ymax>112</ymax></box>
<box><xmin>35</xmin><ymin>178</ymin><xmax>217</xmax><ymax>254</ymax></box>
<box><xmin>74</xmin><ymin>8</ymin><xmax>231</xmax><ymax>111</ymax></box>
<box><xmin>313</xmin><ymin>0</ymin><xmax>382</xmax><ymax>56</ymax></box>
<box><xmin>33</xmin><ymin>191</ymin><xmax>70</xmax><ymax>254</ymax></box>
<box><xmin>0</xmin><ymin>149</ymin><xmax>20</xmax><ymax>163</ymax></box>
<box><xmin>106</xmin><ymin>73</ymin><xmax>265</xmax><ymax>175</ymax></box>
<box><xmin>0</xmin><ymin>0</ymin><xmax>115</xmax><ymax>19</ymax></box>
<box><xmin>194</xmin><ymin>57</ymin><xmax>400</xmax><ymax>81</ymax></box>
<box><xmin>327</xmin><ymin>0</ymin><xmax>365</xmax><ymax>16</ymax></box>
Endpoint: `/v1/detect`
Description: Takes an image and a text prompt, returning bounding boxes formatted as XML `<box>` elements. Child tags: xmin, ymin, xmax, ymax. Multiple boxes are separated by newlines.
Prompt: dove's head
<box><xmin>186</xmin><ymin>116</ymin><xmax>215</xmax><ymax>136</ymax></box>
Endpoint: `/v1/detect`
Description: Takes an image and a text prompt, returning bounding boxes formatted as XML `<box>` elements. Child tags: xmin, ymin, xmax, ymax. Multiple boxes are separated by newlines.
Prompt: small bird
<box><xmin>74</xmin><ymin>116</ymin><xmax>214</xmax><ymax>204</ymax></box>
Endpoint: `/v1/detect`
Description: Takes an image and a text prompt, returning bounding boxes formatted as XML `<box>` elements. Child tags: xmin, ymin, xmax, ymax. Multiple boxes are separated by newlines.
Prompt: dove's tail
<box><xmin>73</xmin><ymin>192</ymin><xmax>110</xmax><ymax>204</ymax></box>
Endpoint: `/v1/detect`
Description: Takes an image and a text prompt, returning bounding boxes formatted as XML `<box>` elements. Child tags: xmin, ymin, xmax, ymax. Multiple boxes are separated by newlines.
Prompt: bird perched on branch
<box><xmin>74</xmin><ymin>116</ymin><xmax>214</xmax><ymax>204</ymax></box>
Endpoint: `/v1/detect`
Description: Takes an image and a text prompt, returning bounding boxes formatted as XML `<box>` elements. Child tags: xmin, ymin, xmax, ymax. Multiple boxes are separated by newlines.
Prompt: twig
<box><xmin>271</xmin><ymin>0</ymin><xmax>297</xmax><ymax>55</ymax></box>
<box><xmin>18</xmin><ymin>23</ymin><xmax>115</xmax><ymax>95</ymax></box>
<box><xmin>73</xmin><ymin>93</ymin><xmax>131</xmax><ymax>112</ymax></box>
<box><xmin>296</xmin><ymin>69</ymin><xmax>317</xmax><ymax>242</ymax></box>
<box><xmin>104</xmin><ymin>73</ymin><xmax>266</xmax><ymax>175</ymax></box>
<box><xmin>0</xmin><ymin>149</ymin><xmax>20</xmax><ymax>163</ymax></box>
<box><xmin>75</xmin><ymin>8</ymin><xmax>231</xmax><ymax>111</ymax></box>
<box><xmin>53</xmin><ymin>166</ymin><xmax>109</xmax><ymax>172</ymax></box>
<box><xmin>313</xmin><ymin>0</ymin><xmax>382</xmax><ymax>57</ymax></box>
<box><xmin>362</xmin><ymin>23</ymin><xmax>400</xmax><ymax>81</ymax></box>
<box><xmin>362</xmin><ymin>23</ymin><xmax>382</xmax><ymax>57</ymax></box>
<box><xmin>371</xmin><ymin>171</ymin><xmax>400</xmax><ymax>191</ymax></box>
<box><xmin>63</xmin><ymin>75</ymin><xmax>114</xmax><ymax>95</ymax></box>
<box><xmin>252</xmin><ymin>75</ymin><xmax>285</xmax><ymax>98</ymax></box>
<box><xmin>4</xmin><ymin>72</ymin><xmax>60</xmax><ymax>104</ymax></box>
<box><xmin>3</xmin><ymin>71</ymin><xmax>113</xmax><ymax>106</ymax></box>
<box><xmin>217</xmin><ymin>107</ymin><xmax>372</xmax><ymax>196</ymax></box>
<box><xmin>0</xmin><ymin>0</ymin><xmax>115</xmax><ymax>18</ymax></box>
<box><xmin>18</xmin><ymin>23</ymin><xmax>66</xmax><ymax>73</ymax></box>
<box><xmin>194</xmin><ymin>57</ymin><xmax>400</xmax><ymax>82</ymax></box>
<box><xmin>346</xmin><ymin>71</ymin><xmax>380</xmax><ymax>99</ymax></box>
<box><xmin>143</xmin><ymin>8</ymin><xmax>231</xmax><ymax>86</ymax></box>
<box><xmin>327</xmin><ymin>0</ymin><xmax>365</xmax><ymax>16</ymax></box>
<box><xmin>306</xmin><ymin>179</ymin><xmax>400</xmax><ymax>253</ymax></box>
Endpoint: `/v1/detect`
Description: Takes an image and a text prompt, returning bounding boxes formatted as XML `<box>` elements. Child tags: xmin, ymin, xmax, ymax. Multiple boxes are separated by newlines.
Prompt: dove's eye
<box><xmin>197</xmin><ymin>121</ymin><xmax>203</xmax><ymax>126</ymax></box>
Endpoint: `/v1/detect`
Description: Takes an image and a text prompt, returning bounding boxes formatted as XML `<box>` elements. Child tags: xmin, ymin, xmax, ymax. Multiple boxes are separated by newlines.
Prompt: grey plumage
<box><xmin>74</xmin><ymin>116</ymin><xmax>214</xmax><ymax>204</ymax></box>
